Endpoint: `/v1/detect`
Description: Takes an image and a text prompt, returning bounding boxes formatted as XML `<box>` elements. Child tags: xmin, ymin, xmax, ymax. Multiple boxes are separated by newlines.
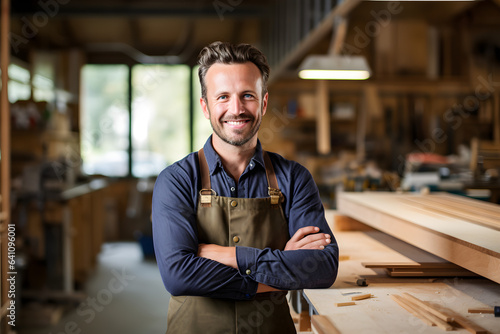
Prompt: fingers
<box><xmin>290</xmin><ymin>226</ymin><xmax>320</xmax><ymax>242</ymax></box>
<box><xmin>297</xmin><ymin>233</ymin><xmax>331</xmax><ymax>250</ymax></box>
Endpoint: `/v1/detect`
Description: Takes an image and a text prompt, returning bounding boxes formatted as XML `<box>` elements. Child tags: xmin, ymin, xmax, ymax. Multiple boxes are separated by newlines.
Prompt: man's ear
<box><xmin>200</xmin><ymin>97</ymin><xmax>210</xmax><ymax>119</ymax></box>
<box><xmin>262</xmin><ymin>92</ymin><xmax>269</xmax><ymax>116</ymax></box>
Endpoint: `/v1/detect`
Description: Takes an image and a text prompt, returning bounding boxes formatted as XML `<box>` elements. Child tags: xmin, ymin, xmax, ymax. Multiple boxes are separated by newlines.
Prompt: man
<box><xmin>152</xmin><ymin>41</ymin><xmax>339</xmax><ymax>334</ymax></box>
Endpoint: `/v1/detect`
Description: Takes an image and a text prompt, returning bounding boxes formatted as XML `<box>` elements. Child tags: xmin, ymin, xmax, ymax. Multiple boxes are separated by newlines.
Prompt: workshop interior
<box><xmin>1</xmin><ymin>0</ymin><xmax>500</xmax><ymax>333</ymax></box>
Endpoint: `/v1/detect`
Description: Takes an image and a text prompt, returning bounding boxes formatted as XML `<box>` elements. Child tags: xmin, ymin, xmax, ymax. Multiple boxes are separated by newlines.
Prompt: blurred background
<box><xmin>1</xmin><ymin>0</ymin><xmax>500</xmax><ymax>333</ymax></box>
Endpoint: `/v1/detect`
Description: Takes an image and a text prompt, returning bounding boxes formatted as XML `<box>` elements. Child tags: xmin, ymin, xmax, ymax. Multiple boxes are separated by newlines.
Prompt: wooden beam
<box><xmin>316</xmin><ymin>80</ymin><xmax>331</xmax><ymax>155</ymax></box>
<box><xmin>329</xmin><ymin>18</ymin><xmax>348</xmax><ymax>56</ymax></box>
<box><xmin>337</xmin><ymin>192</ymin><xmax>500</xmax><ymax>284</ymax></box>
<box><xmin>268</xmin><ymin>0</ymin><xmax>363</xmax><ymax>84</ymax></box>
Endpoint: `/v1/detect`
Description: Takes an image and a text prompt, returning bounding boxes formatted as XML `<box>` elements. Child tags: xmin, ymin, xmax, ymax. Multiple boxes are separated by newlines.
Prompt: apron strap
<box><xmin>198</xmin><ymin>148</ymin><xmax>211</xmax><ymax>190</ymax></box>
<box><xmin>198</xmin><ymin>149</ymin><xmax>214</xmax><ymax>207</ymax></box>
<box><xmin>197</xmin><ymin>148</ymin><xmax>282</xmax><ymax>206</ymax></box>
<box><xmin>263</xmin><ymin>151</ymin><xmax>282</xmax><ymax>205</ymax></box>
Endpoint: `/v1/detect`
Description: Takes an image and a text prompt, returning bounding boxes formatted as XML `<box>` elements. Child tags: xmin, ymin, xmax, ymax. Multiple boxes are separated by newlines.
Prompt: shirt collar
<box><xmin>202</xmin><ymin>135</ymin><xmax>265</xmax><ymax>176</ymax></box>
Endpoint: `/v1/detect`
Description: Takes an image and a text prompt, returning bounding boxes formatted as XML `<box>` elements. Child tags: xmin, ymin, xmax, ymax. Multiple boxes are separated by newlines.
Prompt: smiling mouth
<box><xmin>224</xmin><ymin>120</ymin><xmax>250</xmax><ymax>125</ymax></box>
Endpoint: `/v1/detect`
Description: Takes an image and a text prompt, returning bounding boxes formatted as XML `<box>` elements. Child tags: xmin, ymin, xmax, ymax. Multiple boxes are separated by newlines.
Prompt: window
<box><xmin>7</xmin><ymin>63</ymin><xmax>31</xmax><ymax>103</ymax></box>
<box><xmin>192</xmin><ymin>66</ymin><xmax>213</xmax><ymax>150</ymax></box>
<box><xmin>80</xmin><ymin>65</ymin><xmax>130</xmax><ymax>177</ymax></box>
<box><xmin>132</xmin><ymin>65</ymin><xmax>190</xmax><ymax>177</ymax></box>
<box><xmin>81</xmin><ymin>64</ymin><xmax>212</xmax><ymax>178</ymax></box>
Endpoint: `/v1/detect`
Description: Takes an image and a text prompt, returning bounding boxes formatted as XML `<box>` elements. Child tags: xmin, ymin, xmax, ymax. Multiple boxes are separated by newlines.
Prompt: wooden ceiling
<box><xmin>9</xmin><ymin>0</ymin><xmax>500</xmax><ymax>68</ymax></box>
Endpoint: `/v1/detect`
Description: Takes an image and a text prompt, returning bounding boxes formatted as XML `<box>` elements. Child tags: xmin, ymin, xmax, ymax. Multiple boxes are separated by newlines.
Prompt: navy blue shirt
<box><xmin>152</xmin><ymin>136</ymin><xmax>339</xmax><ymax>300</ymax></box>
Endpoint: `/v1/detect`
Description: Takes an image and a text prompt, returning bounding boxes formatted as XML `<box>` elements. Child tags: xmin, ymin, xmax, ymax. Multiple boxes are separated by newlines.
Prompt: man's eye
<box><xmin>244</xmin><ymin>94</ymin><xmax>254</xmax><ymax>99</ymax></box>
<box><xmin>218</xmin><ymin>95</ymin><xmax>228</xmax><ymax>100</ymax></box>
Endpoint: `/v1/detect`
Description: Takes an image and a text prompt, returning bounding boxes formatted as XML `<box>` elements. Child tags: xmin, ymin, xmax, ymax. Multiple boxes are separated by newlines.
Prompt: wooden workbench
<box><xmin>303</xmin><ymin>231</ymin><xmax>500</xmax><ymax>333</ymax></box>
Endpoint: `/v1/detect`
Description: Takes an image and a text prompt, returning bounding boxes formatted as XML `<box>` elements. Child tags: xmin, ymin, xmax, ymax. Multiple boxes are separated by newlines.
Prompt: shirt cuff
<box><xmin>235</xmin><ymin>246</ymin><xmax>260</xmax><ymax>279</ymax></box>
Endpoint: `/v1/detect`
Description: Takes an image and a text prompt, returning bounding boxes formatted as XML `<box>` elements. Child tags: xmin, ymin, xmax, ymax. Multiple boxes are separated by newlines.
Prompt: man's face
<box><xmin>200</xmin><ymin>62</ymin><xmax>268</xmax><ymax>147</ymax></box>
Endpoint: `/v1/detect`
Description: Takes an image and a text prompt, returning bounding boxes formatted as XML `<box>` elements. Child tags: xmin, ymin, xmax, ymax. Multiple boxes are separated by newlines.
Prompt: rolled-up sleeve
<box><xmin>152</xmin><ymin>161</ymin><xmax>258</xmax><ymax>300</ymax></box>
<box><xmin>235</xmin><ymin>162</ymin><xmax>339</xmax><ymax>290</ymax></box>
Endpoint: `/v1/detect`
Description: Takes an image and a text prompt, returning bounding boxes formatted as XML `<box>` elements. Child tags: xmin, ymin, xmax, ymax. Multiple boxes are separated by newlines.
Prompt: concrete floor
<box><xmin>18</xmin><ymin>242</ymin><xmax>170</xmax><ymax>334</ymax></box>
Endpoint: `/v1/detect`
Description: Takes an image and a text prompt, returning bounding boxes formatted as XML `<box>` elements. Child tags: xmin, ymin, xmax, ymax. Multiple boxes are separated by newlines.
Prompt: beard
<box><xmin>208</xmin><ymin>104</ymin><xmax>263</xmax><ymax>147</ymax></box>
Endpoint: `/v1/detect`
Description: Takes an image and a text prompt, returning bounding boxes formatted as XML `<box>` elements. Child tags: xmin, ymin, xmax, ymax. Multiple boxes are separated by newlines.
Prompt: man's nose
<box><xmin>229</xmin><ymin>96</ymin><xmax>244</xmax><ymax>114</ymax></box>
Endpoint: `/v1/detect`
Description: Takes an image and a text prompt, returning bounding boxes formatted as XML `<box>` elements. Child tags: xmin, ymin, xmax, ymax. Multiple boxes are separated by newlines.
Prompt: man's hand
<box><xmin>198</xmin><ymin>244</ymin><xmax>237</xmax><ymax>269</ymax></box>
<box><xmin>284</xmin><ymin>226</ymin><xmax>331</xmax><ymax>251</ymax></box>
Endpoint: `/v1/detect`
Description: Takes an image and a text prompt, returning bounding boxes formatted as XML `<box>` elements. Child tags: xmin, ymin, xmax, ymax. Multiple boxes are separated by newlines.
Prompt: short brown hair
<box><xmin>198</xmin><ymin>41</ymin><xmax>270</xmax><ymax>100</ymax></box>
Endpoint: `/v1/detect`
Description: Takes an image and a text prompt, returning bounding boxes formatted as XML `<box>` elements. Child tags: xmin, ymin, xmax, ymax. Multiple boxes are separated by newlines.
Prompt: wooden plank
<box><xmin>362</xmin><ymin>261</ymin><xmax>478</xmax><ymax>277</ymax></box>
<box><xmin>391</xmin><ymin>294</ymin><xmax>435</xmax><ymax>327</ymax></box>
<box><xmin>393</xmin><ymin>294</ymin><xmax>454</xmax><ymax>331</ymax></box>
<box><xmin>451</xmin><ymin>314</ymin><xmax>488</xmax><ymax>334</ymax></box>
<box><xmin>362</xmin><ymin>262</ymin><xmax>464</xmax><ymax>269</ymax></box>
<box><xmin>333</xmin><ymin>214</ymin><xmax>376</xmax><ymax>232</ymax></box>
<box><xmin>311</xmin><ymin>315</ymin><xmax>341</xmax><ymax>334</ymax></box>
<box><xmin>337</xmin><ymin>192</ymin><xmax>500</xmax><ymax>284</ymax></box>
<box><xmin>335</xmin><ymin>302</ymin><xmax>355</xmax><ymax>307</ymax></box>
<box><xmin>400</xmin><ymin>293</ymin><xmax>454</xmax><ymax>322</ymax></box>
<box><xmin>401</xmin><ymin>196</ymin><xmax>500</xmax><ymax>231</ymax></box>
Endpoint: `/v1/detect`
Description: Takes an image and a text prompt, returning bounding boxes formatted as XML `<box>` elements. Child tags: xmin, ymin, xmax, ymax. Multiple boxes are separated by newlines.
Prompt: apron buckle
<box><xmin>200</xmin><ymin>189</ymin><xmax>216</xmax><ymax>204</ymax></box>
<box><xmin>268</xmin><ymin>188</ymin><xmax>281</xmax><ymax>205</ymax></box>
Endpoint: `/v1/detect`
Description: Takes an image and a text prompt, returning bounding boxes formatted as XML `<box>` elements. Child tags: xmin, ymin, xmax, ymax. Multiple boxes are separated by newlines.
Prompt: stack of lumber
<box><xmin>337</xmin><ymin>192</ymin><xmax>500</xmax><ymax>284</ymax></box>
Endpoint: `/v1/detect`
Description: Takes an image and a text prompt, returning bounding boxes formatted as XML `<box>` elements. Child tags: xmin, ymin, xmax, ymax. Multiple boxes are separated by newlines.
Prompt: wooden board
<box><xmin>303</xmin><ymin>231</ymin><xmax>500</xmax><ymax>334</ymax></box>
<box><xmin>337</xmin><ymin>192</ymin><xmax>500</xmax><ymax>284</ymax></box>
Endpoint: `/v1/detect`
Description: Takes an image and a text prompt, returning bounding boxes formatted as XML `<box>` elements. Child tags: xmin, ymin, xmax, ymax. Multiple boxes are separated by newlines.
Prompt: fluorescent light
<box><xmin>299</xmin><ymin>69</ymin><xmax>370</xmax><ymax>80</ymax></box>
<box><xmin>298</xmin><ymin>55</ymin><xmax>371</xmax><ymax>80</ymax></box>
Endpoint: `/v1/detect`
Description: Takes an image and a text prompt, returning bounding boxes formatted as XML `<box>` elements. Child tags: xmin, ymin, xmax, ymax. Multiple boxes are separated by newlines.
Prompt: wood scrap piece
<box><xmin>335</xmin><ymin>301</ymin><xmax>356</xmax><ymax>307</ymax></box>
<box><xmin>339</xmin><ymin>255</ymin><xmax>350</xmax><ymax>261</ymax></box>
<box><xmin>311</xmin><ymin>315</ymin><xmax>341</xmax><ymax>334</ymax></box>
<box><xmin>468</xmin><ymin>308</ymin><xmax>494</xmax><ymax>314</ymax></box>
<box><xmin>400</xmin><ymin>293</ymin><xmax>454</xmax><ymax>322</ymax></box>
<box><xmin>351</xmin><ymin>293</ymin><xmax>372</xmax><ymax>301</ymax></box>
<box><xmin>390</xmin><ymin>294</ymin><xmax>435</xmax><ymax>327</ymax></box>
<box><xmin>451</xmin><ymin>314</ymin><xmax>488</xmax><ymax>334</ymax></box>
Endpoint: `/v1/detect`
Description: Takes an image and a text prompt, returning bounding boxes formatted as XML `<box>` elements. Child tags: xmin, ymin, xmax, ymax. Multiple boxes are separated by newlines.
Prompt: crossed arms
<box><xmin>198</xmin><ymin>226</ymin><xmax>332</xmax><ymax>293</ymax></box>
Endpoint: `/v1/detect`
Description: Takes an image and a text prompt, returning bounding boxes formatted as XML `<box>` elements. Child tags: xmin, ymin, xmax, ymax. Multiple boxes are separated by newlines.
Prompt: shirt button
<box><xmin>230</xmin><ymin>187</ymin><xmax>235</xmax><ymax>192</ymax></box>
<box><xmin>233</xmin><ymin>236</ymin><xmax>240</xmax><ymax>243</ymax></box>
<box><xmin>246</xmin><ymin>269</ymin><xmax>251</xmax><ymax>275</ymax></box>
<box><xmin>230</xmin><ymin>200</ymin><xmax>238</xmax><ymax>207</ymax></box>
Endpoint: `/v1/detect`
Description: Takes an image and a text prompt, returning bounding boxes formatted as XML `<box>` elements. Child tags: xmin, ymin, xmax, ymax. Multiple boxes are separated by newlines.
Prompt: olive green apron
<box><xmin>165</xmin><ymin>149</ymin><xmax>296</xmax><ymax>334</ymax></box>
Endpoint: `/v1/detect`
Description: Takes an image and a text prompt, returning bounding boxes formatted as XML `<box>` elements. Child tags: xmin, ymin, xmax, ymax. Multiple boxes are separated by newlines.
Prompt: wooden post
<box><xmin>494</xmin><ymin>92</ymin><xmax>500</xmax><ymax>145</ymax></box>
<box><xmin>0</xmin><ymin>0</ymin><xmax>11</xmax><ymax>332</ymax></box>
<box><xmin>316</xmin><ymin>80</ymin><xmax>331</xmax><ymax>155</ymax></box>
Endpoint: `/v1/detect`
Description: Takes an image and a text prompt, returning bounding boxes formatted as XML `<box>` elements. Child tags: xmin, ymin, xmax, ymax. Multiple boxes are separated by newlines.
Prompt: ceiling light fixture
<box><xmin>298</xmin><ymin>55</ymin><xmax>371</xmax><ymax>80</ymax></box>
